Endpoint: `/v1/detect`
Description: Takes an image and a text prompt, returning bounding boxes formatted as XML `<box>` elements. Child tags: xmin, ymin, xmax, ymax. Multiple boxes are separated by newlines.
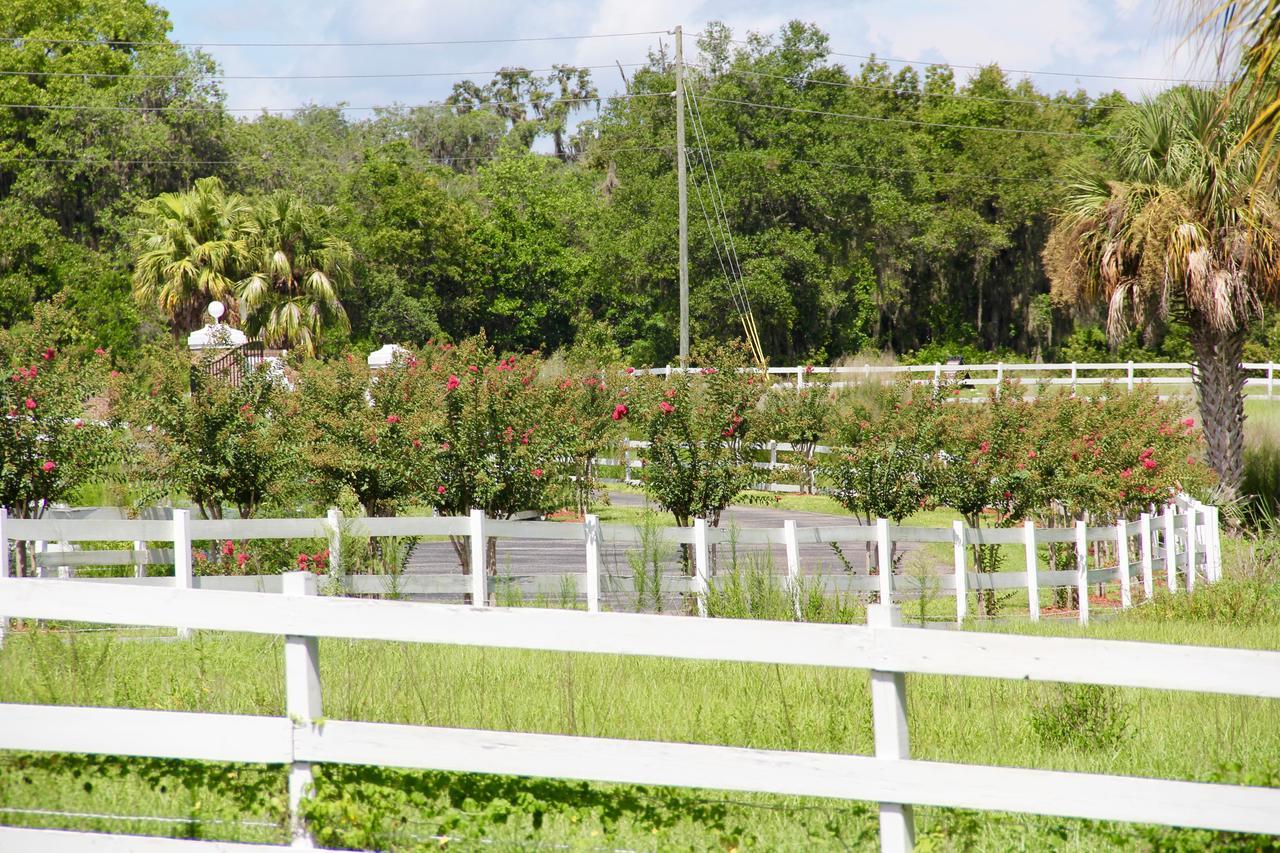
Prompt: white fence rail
<box><xmin>643</xmin><ymin>360</ymin><xmax>1280</xmax><ymax>398</ymax></box>
<box><xmin>0</xmin><ymin>574</ymin><xmax>1277</xmax><ymax>852</ymax></box>
<box><xmin>0</xmin><ymin>495</ymin><xmax>1220</xmax><ymax>646</ymax></box>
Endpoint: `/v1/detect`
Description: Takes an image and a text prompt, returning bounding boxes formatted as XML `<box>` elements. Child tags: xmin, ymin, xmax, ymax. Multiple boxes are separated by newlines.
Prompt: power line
<box><xmin>696</xmin><ymin>64</ymin><xmax>1109</xmax><ymax>111</ymax></box>
<box><xmin>696</xmin><ymin>32</ymin><xmax>1222</xmax><ymax>86</ymax></box>
<box><xmin>697</xmin><ymin>94</ymin><xmax>1121</xmax><ymax>140</ymax></box>
<box><xmin>0</xmin><ymin>62</ymin><xmax>648</xmax><ymax>82</ymax></box>
<box><xmin>0</xmin><ymin>92</ymin><xmax>664</xmax><ymax>113</ymax></box>
<box><xmin>727</xmin><ymin>152</ymin><xmax>1059</xmax><ymax>184</ymax></box>
<box><xmin>0</xmin><ymin>146</ymin><xmax>673</xmax><ymax>168</ymax></box>
<box><xmin>1</xmin><ymin>29</ymin><xmax>671</xmax><ymax>49</ymax></box>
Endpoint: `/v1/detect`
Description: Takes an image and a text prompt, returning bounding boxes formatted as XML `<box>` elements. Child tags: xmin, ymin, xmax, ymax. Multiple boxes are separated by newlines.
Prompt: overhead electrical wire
<box><xmin>697</xmin><ymin>94</ymin><xmax>1122</xmax><ymax>140</ymax></box>
<box><xmin>0</xmin><ymin>62</ymin><xmax>649</xmax><ymax>82</ymax></box>
<box><xmin>0</xmin><ymin>92</ymin><xmax>665</xmax><ymax>113</ymax></box>
<box><xmin>0</xmin><ymin>29</ymin><xmax>672</xmax><ymax>49</ymax></box>
<box><xmin>0</xmin><ymin>146</ymin><xmax>674</xmax><ymax>168</ymax></box>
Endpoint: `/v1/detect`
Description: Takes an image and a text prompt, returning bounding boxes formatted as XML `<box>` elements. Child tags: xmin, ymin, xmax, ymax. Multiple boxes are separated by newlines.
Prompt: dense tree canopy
<box><xmin>10</xmin><ymin>1</ymin><xmax>1273</xmax><ymax>373</ymax></box>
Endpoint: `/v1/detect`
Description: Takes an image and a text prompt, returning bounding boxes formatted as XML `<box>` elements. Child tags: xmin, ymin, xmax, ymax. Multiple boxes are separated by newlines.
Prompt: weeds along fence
<box><xmin>644</xmin><ymin>360</ymin><xmax>1280</xmax><ymax>398</ymax></box>
<box><xmin>0</xmin><ymin>494</ymin><xmax>1220</xmax><ymax>641</ymax></box>
<box><xmin>0</xmin><ymin>578</ymin><xmax>1279</xmax><ymax>852</ymax></box>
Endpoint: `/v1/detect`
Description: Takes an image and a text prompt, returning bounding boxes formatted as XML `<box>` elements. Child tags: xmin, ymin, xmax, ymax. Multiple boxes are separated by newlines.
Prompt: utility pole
<box><xmin>675</xmin><ymin>24</ymin><xmax>689</xmax><ymax>367</ymax></box>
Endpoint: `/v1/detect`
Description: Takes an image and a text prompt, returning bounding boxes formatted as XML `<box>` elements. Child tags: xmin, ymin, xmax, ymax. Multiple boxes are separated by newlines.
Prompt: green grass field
<box><xmin>2</xmin><ymin>559</ymin><xmax>1279</xmax><ymax>850</ymax></box>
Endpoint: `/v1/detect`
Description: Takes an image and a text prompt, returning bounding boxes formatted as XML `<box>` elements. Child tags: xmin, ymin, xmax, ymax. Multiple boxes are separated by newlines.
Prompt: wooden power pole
<box><xmin>675</xmin><ymin>24</ymin><xmax>689</xmax><ymax>367</ymax></box>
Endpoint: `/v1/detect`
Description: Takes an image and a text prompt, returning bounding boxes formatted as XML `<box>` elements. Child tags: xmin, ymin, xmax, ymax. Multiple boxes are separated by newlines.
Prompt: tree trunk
<box><xmin>1191</xmin><ymin>325</ymin><xmax>1247</xmax><ymax>499</ymax></box>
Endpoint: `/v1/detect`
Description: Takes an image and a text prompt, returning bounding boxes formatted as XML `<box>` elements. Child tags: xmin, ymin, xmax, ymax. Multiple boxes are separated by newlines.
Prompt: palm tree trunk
<box><xmin>1192</xmin><ymin>325</ymin><xmax>1247</xmax><ymax>499</ymax></box>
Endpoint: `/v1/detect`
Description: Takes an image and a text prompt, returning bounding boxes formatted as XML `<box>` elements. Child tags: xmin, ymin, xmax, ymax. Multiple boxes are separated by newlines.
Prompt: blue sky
<box><xmin>159</xmin><ymin>0</ymin><xmax>1214</xmax><ymax>117</ymax></box>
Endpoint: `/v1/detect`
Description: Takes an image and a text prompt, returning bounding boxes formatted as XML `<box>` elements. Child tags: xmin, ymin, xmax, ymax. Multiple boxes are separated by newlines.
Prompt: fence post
<box><xmin>783</xmin><ymin>519</ymin><xmax>801</xmax><ymax>619</ymax></box>
<box><xmin>933</xmin><ymin>363</ymin><xmax>941</xmax><ymax>390</ymax></box>
<box><xmin>133</xmin><ymin>539</ymin><xmax>146</xmax><ymax>579</ymax></box>
<box><xmin>876</xmin><ymin>518</ymin><xmax>893</xmax><ymax>605</ymax></box>
<box><xmin>469</xmin><ymin>509</ymin><xmax>487</xmax><ymax>607</ymax></box>
<box><xmin>995</xmin><ymin>361</ymin><xmax>1004</xmax><ymax>398</ymax></box>
<box><xmin>1023</xmin><ymin>519</ymin><xmax>1039</xmax><ymax>622</ymax></box>
<box><xmin>867</xmin><ymin>604</ymin><xmax>916</xmax><ymax>852</ymax></box>
<box><xmin>621</xmin><ymin>439</ymin><xmax>631</xmax><ymax>484</ymax></box>
<box><xmin>952</xmin><ymin>521</ymin><xmax>967</xmax><ymax>624</ymax></box>
<box><xmin>1163</xmin><ymin>504</ymin><xmax>1178</xmax><ymax>592</ymax></box>
<box><xmin>1070</xmin><ymin>362</ymin><xmax>1078</xmax><ymax>393</ymax></box>
<box><xmin>1207</xmin><ymin>505</ymin><xmax>1222</xmax><ymax>582</ymax></box>
<box><xmin>1269</xmin><ymin>362</ymin><xmax>1275</xmax><ymax>401</ymax></box>
<box><xmin>1186</xmin><ymin>502</ymin><xmax>1198</xmax><ymax>593</ymax></box>
<box><xmin>0</xmin><ymin>508</ymin><xmax>8</xmax><ymax>648</ymax></box>
<box><xmin>1116</xmin><ymin>520</ymin><xmax>1132</xmax><ymax>609</ymax></box>
<box><xmin>325</xmin><ymin>507</ymin><xmax>343</xmax><ymax>585</ymax></box>
<box><xmin>769</xmin><ymin>440</ymin><xmax>778</xmax><ymax>470</ymax></box>
<box><xmin>282</xmin><ymin>571</ymin><xmax>321</xmax><ymax>849</ymax></box>
<box><xmin>584</xmin><ymin>514</ymin><xmax>602</xmax><ymax>613</ymax></box>
<box><xmin>173</xmin><ymin>509</ymin><xmax>193</xmax><ymax>639</ymax></box>
<box><xmin>1139</xmin><ymin>513</ymin><xmax>1154</xmax><ymax>600</ymax></box>
<box><xmin>1126</xmin><ymin>360</ymin><xmax>1135</xmax><ymax>391</ymax></box>
<box><xmin>1075</xmin><ymin>520</ymin><xmax>1089</xmax><ymax>626</ymax></box>
<box><xmin>693</xmin><ymin>518</ymin><xmax>710</xmax><ymax>617</ymax></box>
<box><xmin>796</xmin><ymin>368</ymin><xmax>805</xmax><ymax>390</ymax></box>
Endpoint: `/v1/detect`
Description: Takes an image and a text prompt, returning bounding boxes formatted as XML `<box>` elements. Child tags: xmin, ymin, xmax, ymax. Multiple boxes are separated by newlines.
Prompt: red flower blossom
<box><xmin>41</xmin><ymin>460</ymin><xmax>55</xmax><ymax>473</ymax></box>
<box><xmin>41</xmin><ymin>348</ymin><xmax>55</xmax><ymax>361</ymax></box>
<box><xmin>1026</xmin><ymin>449</ymin><xmax>1036</xmax><ymax>459</ymax></box>
<box><xmin>412</xmin><ymin>438</ymin><xmax>422</xmax><ymax>449</ymax></box>
<box><xmin>658</xmin><ymin>400</ymin><xmax>675</xmax><ymax>414</ymax></box>
<box><xmin>1120</xmin><ymin>468</ymin><xmax>1132</xmax><ymax>479</ymax></box>
<box><xmin>437</xmin><ymin>485</ymin><xmax>447</xmax><ymax>495</ymax></box>
<box><xmin>664</xmin><ymin>388</ymin><xmax>677</xmax><ymax>398</ymax></box>
<box><xmin>611</xmin><ymin>404</ymin><xmax>628</xmax><ymax>420</ymax></box>
<box><xmin>386</xmin><ymin>414</ymin><xmax>400</xmax><ymax>424</ymax></box>
<box><xmin>532</xmin><ymin>467</ymin><xmax>543</xmax><ymax>478</ymax></box>
<box><xmin>441</xmin><ymin>442</ymin><xmax>450</xmax><ymax>451</ymax></box>
<box><xmin>467</xmin><ymin>364</ymin><xmax>478</xmax><ymax>373</ymax></box>
<box><xmin>1182</xmin><ymin>418</ymin><xmax>1195</xmax><ymax>427</ymax></box>
<box><xmin>94</xmin><ymin>347</ymin><xmax>107</xmax><ymax>356</ymax></box>
<box><xmin>446</xmin><ymin>375</ymin><xmax>460</xmax><ymax>391</ymax></box>
<box><xmin>297</xmin><ymin>553</ymin><xmax>310</xmax><ymax>568</ymax></box>
<box><xmin>625</xmin><ymin>366</ymin><xmax>635</xmax><ymax>375</ymax></box>
<box><xmin>701</xmin><ymin>367</ymin><xmax>717</xmax><ymax>375</ymax></box>
<box><xmin>222</xmin><ymin>540</ymin><xmax>235</xmax><ymax>557</ymax></box>
<box><xmin>24</xmin><ymin>398</ymin><xmax>35</xmax><ymax>410</ymax></box>
<box><xmin>1142</xmin><ymin>457</ymin><xmax>1158</xmax><ymax>470</ymax></box>
<box><xmin>236</xmin><ymin>552</ymin><xmax>248</xmax><ymax>568</ymax></box>
<box><xmin>979</xmin><ymin>441</ymin><xmax>990</xmax><ymax>453</ymax></box>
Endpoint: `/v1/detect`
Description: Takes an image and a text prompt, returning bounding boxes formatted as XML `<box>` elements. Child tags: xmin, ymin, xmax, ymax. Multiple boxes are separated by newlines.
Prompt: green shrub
<box><xmin>1029</xmin><ymin>684</ymin><xmax>1131</xmax><ymax>753</ymax></box>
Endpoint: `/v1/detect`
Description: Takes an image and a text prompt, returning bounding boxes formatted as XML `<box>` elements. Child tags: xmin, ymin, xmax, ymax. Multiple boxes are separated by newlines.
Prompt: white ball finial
<box><xmin>208</xmin><ymin>300</ymin><xmax>225</xmax><ymax>322</ymax></box>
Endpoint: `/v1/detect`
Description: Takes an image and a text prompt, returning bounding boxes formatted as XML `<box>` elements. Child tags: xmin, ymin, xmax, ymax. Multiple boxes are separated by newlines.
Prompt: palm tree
<box><xmin>238</xmin><ymin>194</ymin><xmax>352</xmax><ymax>357</ymax></box>
<box><xmin>1044</xmin><ymin>87</ymin><xmax>1280</xmax><ymax>498</ymax></box>
<box><xmin>131</xmin><ymin>177</ymin><xmax>250</xmax><ymax>334</ymax></box>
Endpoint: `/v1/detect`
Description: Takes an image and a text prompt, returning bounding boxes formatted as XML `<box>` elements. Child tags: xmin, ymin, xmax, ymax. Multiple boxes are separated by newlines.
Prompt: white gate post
<box><xmin>584</xmin><ymin>514</ymin><xmax>602</xmax><ymax>613</ymax></box>
<box><xmin>325</xmin><ymin>508</ymin><xmax>343</xmax><ymax>585</ymax></box>
<box><xmin>1186</xmin><ymin>502</ymin><xmax>1198</xmax><ymax>593</ymax></box>
<box><xmin>876</xmin><ymin>518</ymin><xmax>893</xmax><ymax>605</ymax></box>
<box><xmin>1024</xmin><ymin>519</ymin><xmax>1039</xmax><ymax>622</ymax></box>
<box><xmin>783</xmin><ymin>519</ymin><xmax>801</xmax><ymax>619</ymax></box>
<box><xmin>952</xmin><ymin>521</ymin><xmax>967</xmax><ymax>624</ymax></box>
<box><xmin>469</xmin><ymin>509</ymin><xmax>487</xmax><ymax>607</ymax></box>
<box><xmin>867</xmin><ymin>604</ymin><xmax>916</xmax><ymax>852</ymax></box>
<box><xmin>173</xmin><ymin>509</ymin><xmax>193</xmax><ymax>639</ymax></box>
<box><xmin>282</xmin><ymin>571</ymin><xmax>321</xmax><ymax>849</ymax></box>
<box><xmin>0</xmin><ymin>508</ymin><xmax>8</xmax><ymax>648</ymax></box>
<box><xmin>1075</xmin><ymin>520</ymin><xmax>1090</xmax><ymax>626</ymax></box>
<box><xmin>1139</xmin><ymin>513</ymin><xmax>1154</xmax><ymax>601</ymax></box>
<box><xmin>1163</xmin><ymin>504</ymin><xmax>1178</xmax><ymax>592</ymax></box>
<box><xmin>1116</xmin><ymin>520</ymin><xmax>1132</xmax><ymax>609</ymax></box>
<box><xmin>693</xmin><ymin>518</ymin><xmax>710</xmax><ymax>617</ymax></box>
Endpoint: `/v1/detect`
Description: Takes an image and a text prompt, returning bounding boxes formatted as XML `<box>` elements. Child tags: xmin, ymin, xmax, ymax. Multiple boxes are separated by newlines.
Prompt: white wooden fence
<box><xmin>644</xmin><ymin>360</ymin><xmax>1280</xmax><ymax>398</ymax></box>
<box><xmin>0</xmin><ymin>495</ymin><xmax>1220</xmax><ymax>646</ymax></box>
<box><xmin>0</xmin><ymin>569</ymin><xmax>1277</xmax><ymax>852</ymax></box>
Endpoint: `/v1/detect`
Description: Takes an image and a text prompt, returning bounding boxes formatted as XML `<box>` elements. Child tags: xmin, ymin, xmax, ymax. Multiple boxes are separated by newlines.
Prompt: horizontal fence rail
<box><xmin>0</xmin><ymin>495</ymin><xmax>1221</xmax><ymax>643</ymax></box>
<box><xmin>0</xmin><ymin>577</ymin><xmax>1276</xmax><ymax>852</ymax></box>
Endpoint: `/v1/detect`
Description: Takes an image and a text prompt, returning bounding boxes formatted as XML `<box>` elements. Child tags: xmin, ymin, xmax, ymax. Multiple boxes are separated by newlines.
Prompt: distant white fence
<box><xmin>0</xmin><ymin>569</ymin><xmax>1277</xmax><ymax>852</ymax></box>
<box><xmin>643</xmin><ymin>360</ymin><xmax>1280</xmax><ymax>398</ymax></box>
<box><xmin>0</xmin><ymin>495</ymin><xmax>1219</xmax><ymax>643</ymax></box>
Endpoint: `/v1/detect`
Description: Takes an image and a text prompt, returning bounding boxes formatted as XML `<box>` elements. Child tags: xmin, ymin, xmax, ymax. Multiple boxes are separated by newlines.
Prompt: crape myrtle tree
<box><xmin>632</xmin><ymin>344</ymin><xmax>767</xmax><ymax>534</ymax></box>
<box><xmin>0</xmin><ymin>299</ymin><xmax>121</xmax><ymax>574</ymax></box>
<box><xmin>121</xmin><ymin>345</ymin><xmax>295</xmax><ymax>520</ymax></box>
<box><xmin>412</xmin><ymin>336</ymin><xmax>569</xmax><ymax>577</ymax></box>
<box><xmin>1045</xmin><ymin>87</ymin><xmax>1280</xmax><ymax>498</ymax></box>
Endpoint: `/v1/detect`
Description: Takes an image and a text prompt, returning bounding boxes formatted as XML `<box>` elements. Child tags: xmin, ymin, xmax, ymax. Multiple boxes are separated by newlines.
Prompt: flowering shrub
<box><xmin>0</xmin><ymin>300</ymin><xmax>120</xmax><ymax>538</ymax></box>
<box><xmin>761</xmin><ymin>376</ymin><xmax>835</xmax><ymax>493</ymax></box>
<box><xmin>547</xmin><ymin>368</ymin><xmax>624</xmax><ymax>516</ymax></box>
<box><xmin>631</xmin><ymin>345</ymin><xmax>766</xmax><ymax>528</ymax></box>
<box><xmin>296</xmin><ymin>352</ymin><xmax>431</xmax><ymax>517</ymax></box>
<box><xmin>122</xmin><ymin>347</ymin><xmax>296</xmax><ymax>519</ymax></box>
